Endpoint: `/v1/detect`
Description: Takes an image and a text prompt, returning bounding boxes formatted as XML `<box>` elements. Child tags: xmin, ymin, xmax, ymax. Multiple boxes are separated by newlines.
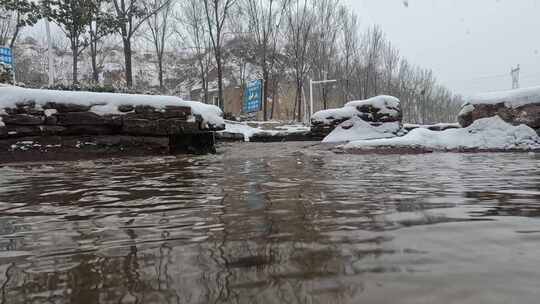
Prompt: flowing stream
<box><xmin>0</xmin><ymin>142</ymin><xmax>539</xmax><ymax>304</ymax></box>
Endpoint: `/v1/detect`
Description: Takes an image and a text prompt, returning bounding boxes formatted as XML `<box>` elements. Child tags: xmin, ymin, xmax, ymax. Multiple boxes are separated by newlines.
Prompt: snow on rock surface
<box><xmin>467</xmin><ymin>85</ymin><xmax>540</xmax><ymax>108</ymax></box>
<box><xmin>459</xmin><ymin>86</ymin><xmax>540</xmax><ymax>130</ymax></box>
<box><xmin>219</xmin><ymin>121</ymin><xmax>310</xmax><ymax>142</ymax></box>
<box><xmin>0</xmin><ymin>86</ymin><xmax>225</xmax><ymax>130</ymax></box>
<box><xmin>311</xmin><ymin>95</ymin><xmax>402</xmax><ymax>136</ymax></box>
<box><xmin>323</xmin><ymin>117</ymin><xmax>401</xmax><ymax>143</ymax></box>
<box><xmin>342</xmin><ymin>116</ymin><xmax>540</xmax><ymax>152</ymax></box>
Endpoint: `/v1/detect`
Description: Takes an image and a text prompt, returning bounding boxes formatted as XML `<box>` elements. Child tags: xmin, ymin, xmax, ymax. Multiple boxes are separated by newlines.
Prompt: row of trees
<box><xmin>0</xmin><ymin>0</ymin><xmax>462</xmax><ymax>123</ymax></box>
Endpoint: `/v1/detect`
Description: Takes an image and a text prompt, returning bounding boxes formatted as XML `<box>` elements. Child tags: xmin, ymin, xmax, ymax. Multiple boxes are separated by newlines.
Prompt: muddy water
<box><xmin>0</xmin><ymin>142</ymin><xmax>539</xmax><ymax>304</ymax></box>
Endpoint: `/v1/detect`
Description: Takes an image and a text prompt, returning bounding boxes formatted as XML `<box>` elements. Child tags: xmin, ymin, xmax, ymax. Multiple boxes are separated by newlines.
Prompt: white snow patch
<box><xmin>458</xmin><ymin>104</ymin><xmax>475</xmax><ymax>117</ymax></box>
<box><xmin>467</xmin><ymin>85</ymin><xmax>540</xmax><ymax>108</ymax></box>
<box><xmin>312</xmin><ymin>95</ymin><xmax>400</xmax><ymax>125</ymax></box>
<box><xmin>221</xmin><ymin>122</ymin><xmax>261</xmax><ymax>141</ymax></box>
<box><xmin>44</xmin><ymin>109</ymin><xmax>57</xmax><ymax>117</ymax></box>
<box><xmin>323</xmin><ymin>117</ymin><xmax>400</xmax><ymax>143</ymax></box>
<box><xmin>0</xmin><ymin>86</ymin><xmax>225</xmax><ymax>129</ymax></box>
<box><xmin>343</xmin><ymin>116</ymin><xmax>540</xmax><ymax>151</ymax></box>
<box><xmin>220</xmin><ymin>121</ymin><xmax>310</xmax><ymax>142</ymax></box>
<box><xmin>273</xmin><ymin>124</ymin><xmax>310</xmax><ymax>133</ymax></box>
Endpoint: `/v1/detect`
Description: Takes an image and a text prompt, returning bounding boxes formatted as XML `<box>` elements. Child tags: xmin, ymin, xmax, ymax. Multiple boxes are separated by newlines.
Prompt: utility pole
<box><xmin>309</xmin><ymin>78</ymin><xmax>337</xmax><ymax>121</ymax></box>
<box><xmin>511</xmin><ymin>64</ymin><xmax>520</xmax><ymax>89</ymax></box>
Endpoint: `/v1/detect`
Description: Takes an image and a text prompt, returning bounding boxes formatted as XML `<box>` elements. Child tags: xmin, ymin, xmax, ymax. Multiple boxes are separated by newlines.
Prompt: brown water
<box><xmin>0</xmin><ymin>142</ymin><xmax>539</xmax><ymax>304</ymax></box>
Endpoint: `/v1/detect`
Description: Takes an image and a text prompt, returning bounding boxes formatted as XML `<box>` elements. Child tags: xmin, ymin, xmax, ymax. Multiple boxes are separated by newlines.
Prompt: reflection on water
<box><xmin>0</xmin><ymin>143</ymin><xmax>538</xmax><ymax>303</ymax></box>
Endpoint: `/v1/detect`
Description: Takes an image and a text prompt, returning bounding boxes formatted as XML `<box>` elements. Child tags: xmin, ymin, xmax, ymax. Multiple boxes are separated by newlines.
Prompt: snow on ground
<box><xmin>403</xmin><ymin>123</ymin><xmax>461</xmax><ymax>130</ymax></box>
<box><xmin>323</xmin><ymin>117</ymin><xmax>401</xmax><ymax>143</ymax></box>
<box><xmin>467</xmin><ymin>85</ymin><xmax>540</xmax><ymax>108</ymax></box>
<box><xmin>342</xmin><ymin>116</ymin><xmax>540</xmax><ymax>151</ymax></box>
<box><xmin>273</xmin><ymin>124</ymin><xmax>310</xmax><ymax>133</ymax></box>
<box><xmin>0</xmin><ymin>86</ymin><xmax>225</xmax><ymax>129</ymax></box>
<box><xmin>221</xmin><ymin>122</ymin><xmax>262</xmax><ymax>141</ymax></box>
<box><xmin>311</xmin><ymin>95</ymin><xmax>400</xmax><ymax>125</ymax></box>
<box><xmin>220</xmin><ymin>121</ymin><xmax>310</xmax><ymax>142</ymax></box>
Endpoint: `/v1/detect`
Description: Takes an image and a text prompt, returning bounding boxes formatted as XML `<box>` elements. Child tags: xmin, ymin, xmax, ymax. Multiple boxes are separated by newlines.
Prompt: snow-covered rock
<box><xmin>0</xmin><ymin>86</ymin><xmax>225</xmax><ymax>130</ymax></box>
<box><xmin>311</xmin><ymin>95</ymin><xmax>402</xmax><ymax>137</ymax></box>
<box><xmin>323</xmin><ymin>117</ymin><xmax>401</xmax><ymax>143</ymax></box>
<box><xmin>458</xmin><ymin>86</ymin><xmax>540</xmax><ymax>132</ymax></box>
<box><xmin>342</xmin><ymin>116</ymin><xmax>540</xmax><ymax>152</ymax></box>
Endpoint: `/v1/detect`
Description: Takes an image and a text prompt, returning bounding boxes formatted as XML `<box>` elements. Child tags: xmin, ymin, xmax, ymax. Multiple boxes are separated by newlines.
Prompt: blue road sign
<box><xmin>243</xmin><ymin>79</ymin><xmax>263</xmax><ymax>113</ymax></box>
<box><xmin>0</xmin><ymin>47</ymin><xmax>13</xmax><ymax>66</ymax></box>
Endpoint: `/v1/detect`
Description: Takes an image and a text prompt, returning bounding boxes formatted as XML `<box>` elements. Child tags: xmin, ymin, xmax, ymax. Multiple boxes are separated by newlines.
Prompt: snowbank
<box><xmin>342</xmin><ymin>116</ymin><xmax>540</xmax><ymax>152</ymax></box>
<box><xmin>312</xmin><ymin>95</ymin><xmax>401</xmax><ymax>126</ymax></box>
<box><xmin>467</xmin><ymin>85</ymin><xmax>540</xmax><ymax>108</ymax></box>
<box><xmin>0</xmin><ymin>86</ymin><xmax>224</xmax><ymax>129</ymax></box>
<box><xmin>323</xmin><ymin>117</ymin><xmax>401</xmax><ymax>143</ymax></box>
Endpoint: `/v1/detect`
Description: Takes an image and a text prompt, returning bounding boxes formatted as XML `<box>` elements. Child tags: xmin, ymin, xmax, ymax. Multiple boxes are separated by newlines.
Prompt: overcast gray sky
<box><xmin>345</xmin><ymin>0</ymin><xmax>540</xmax><ymax>96</ymax></box>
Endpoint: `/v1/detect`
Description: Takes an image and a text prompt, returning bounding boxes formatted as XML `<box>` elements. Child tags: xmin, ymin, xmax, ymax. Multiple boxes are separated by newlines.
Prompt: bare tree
<box><xmin>87</xmin><ymin>0</ymin><xmax>115</xmax><ymax>84</ymax></box>
<box><xmin>178</xmin><ymin>0</ymin><xmax>213</xmax><ymax>103</ymax></box>
<box><xmin>285</xmin><ymin>0</ymin><xmax>314</xmax><ymax>122</ymax></box>
<box><xmin>310</xmin><ymin>0</ymin><xmax>340</xmax><ymax>110</ymax></box>
<box><xmin>202</xmin><ymin>0</ymin><xmax>236</xmax><ymax>109</ymax></box>
<box><xmin>144</xmin><ymin>0</ymin><xmax>173</xmax><ymax>92</ymax></box>
<box><xmin>243</xmin><ymin>0</ymin><xmax>287</xmax><ymax>120</ymax></box>
<box><xmin>382</xmin><ymin>40</ymin><xmax>399</xmax><ymax>95</ymax></box>
<box><xmin>46</xmin><ymin>0</ymin><xmax>96</xmax><ymax>85</ymax></box>
<box><xmin>337</xmin><ymin>7</ymin><xmax>358</xmax><ymax>104</ymax></box>
<box><xmin>110</xmin><ymin>0</ymin><xmax>170</xmax><ymax>87</ymax></box>
<box><xmin>362</xmin><ymin>25</ymin><xmax>384</xmax><ymax>98</ymax></box>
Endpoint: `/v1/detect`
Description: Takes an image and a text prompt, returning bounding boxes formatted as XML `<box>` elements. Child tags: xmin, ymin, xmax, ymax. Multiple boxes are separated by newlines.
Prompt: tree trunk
<box><xmin>216</xmin><ymin>50</ymin><xmax>224</xmax><ymax>110</ymax></box>
<box><xmin>198</xmin><ymin>59</ymin><xmax>209</xmax><ymax>103</ymax></box>
<box><xmin>296</xmin><ymin>79</ymin><xmax>303</xmax><ymax>122</ymax></box>
<box><xmin>90</xmin><ymin>42</ymin><xmax>99</xmax><ymax>84</ymax></box>
<box><xmin>270</xmin><ymin>77</ymin><xmax>278</xmax><ymax>120</ymax></box>
<box><xmin>72</xmin><ymin>43</ymin><xmax>79</xmax><ymax>85</ymax></box>
<box><xmin>322</xmin><ymin>86</ymin><xmax>328</xmax><ymax>110</ymax></box>
<box><xmin>122</xmin><ymin>37</ymin><xmax>133</xmax><ymax>87</ymax></box>
<box><xmin>9</xmin><ymin>27</ymin><xmax>19</xmax><ymax>49</ymax></box>
<box><xmin>263</xmin><ymin>69</ymin><xmax>269</xmax><ymax>121</ymax></box>
<box><xmin>9</xmin><ymin>12</ymin><xmax>21</xmax><ymax>49</ymax></box>
<box><xmin>158</xmin><ymin>56</ymin><xmax>164</xmax><ymax>92</ymax></box>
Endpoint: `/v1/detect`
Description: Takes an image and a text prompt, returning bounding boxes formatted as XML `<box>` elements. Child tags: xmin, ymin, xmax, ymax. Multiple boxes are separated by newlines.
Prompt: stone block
<box><xmin>56</xmin><ymin>112</ymin><xmax>121</xmax><ymax>126</ymax></box>
<box><xmin>43</xmin><ymin>102</ymin><xmax>92</xmax><ymax>113</ymax></box>
<box><xmin>1</xmin><ymin>114</ymin><xmax>45</xmax><ymax>125</ymax></box>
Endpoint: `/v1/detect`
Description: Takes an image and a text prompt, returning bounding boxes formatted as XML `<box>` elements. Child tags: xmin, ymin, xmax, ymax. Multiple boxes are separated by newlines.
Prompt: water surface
<box><xmin>0</xmin><ymin>143</ymin><xmax>539</xmax><ymax>304</ymax></box>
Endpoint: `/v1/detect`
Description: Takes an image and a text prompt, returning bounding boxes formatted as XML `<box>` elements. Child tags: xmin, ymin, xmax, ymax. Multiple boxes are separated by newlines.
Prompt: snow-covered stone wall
<box><xmin>0</xmin><ymin>87</ymin><xmax>225</xmax><ymax>160</ymax></box>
